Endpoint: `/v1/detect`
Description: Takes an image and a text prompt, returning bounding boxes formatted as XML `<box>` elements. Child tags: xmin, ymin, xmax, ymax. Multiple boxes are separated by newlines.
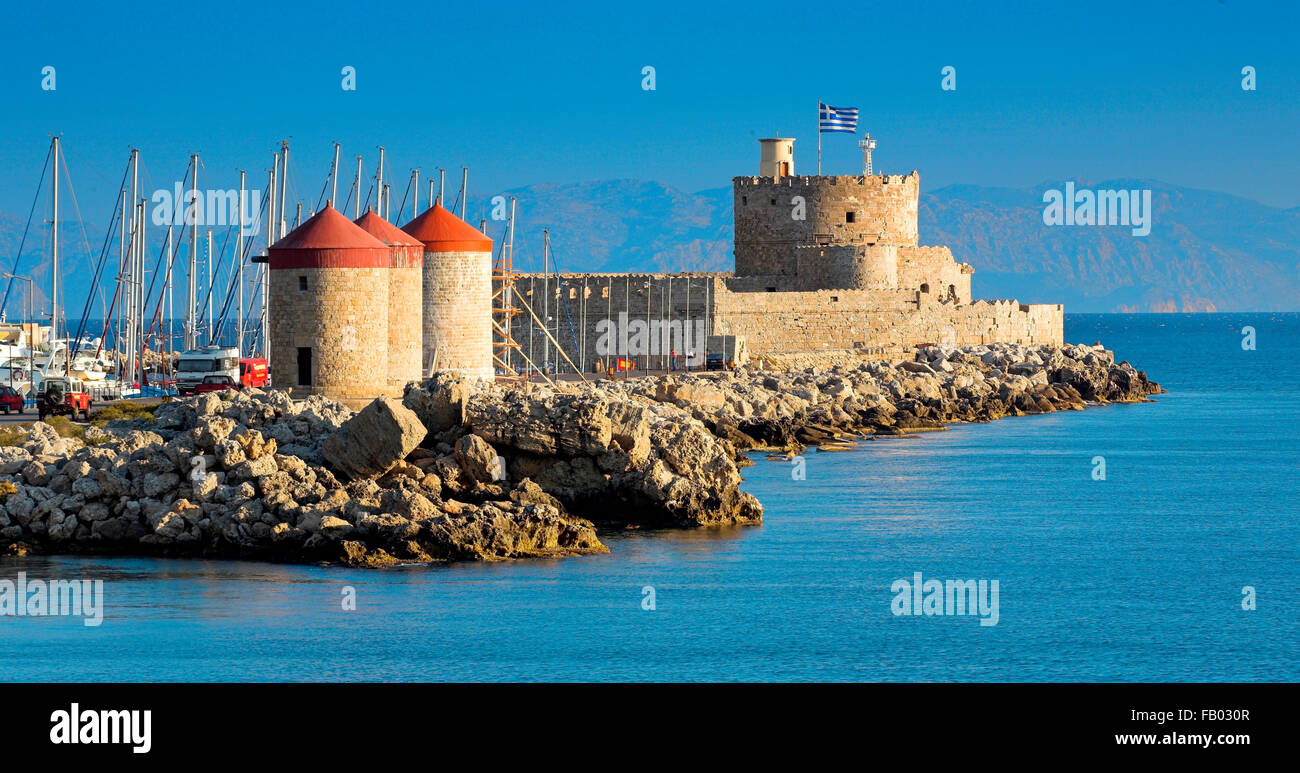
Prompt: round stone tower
<box><xmin>794</xmin><ymin>243</ymin><xmax>897</xmax><ymax>291</ymax></box>
<box><xmin>401</xmin><ymin>203</ymin><xmax>494</xmax><ymax>381</ymax></box>
<box><xmin>355</xmin><ymin>209</ymin><xmax>424</xmax><ymax>391</ymax></box>
<box><xmin>268</xmin><ymin>204</ymin><xmax>390</xmax><ymax>404</ymax></box>
<box><xmin>733</xmin><ymin>138</ymin><xmax>918</xmax><ymax>289</ymax></box>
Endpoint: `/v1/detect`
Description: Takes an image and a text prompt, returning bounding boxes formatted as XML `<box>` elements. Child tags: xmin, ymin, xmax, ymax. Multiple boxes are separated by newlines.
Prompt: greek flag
<box><xmin>819</xmin><ymin>103</ymin><xmax>858</xmax><ymax>133</ymax></box>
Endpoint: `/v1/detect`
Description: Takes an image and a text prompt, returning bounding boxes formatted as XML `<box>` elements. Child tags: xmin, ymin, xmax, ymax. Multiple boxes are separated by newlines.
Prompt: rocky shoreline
<box><xmin>0</xmin><ymin>342</ymin><xmax>1160</xmax><ymax>568</ymax></box>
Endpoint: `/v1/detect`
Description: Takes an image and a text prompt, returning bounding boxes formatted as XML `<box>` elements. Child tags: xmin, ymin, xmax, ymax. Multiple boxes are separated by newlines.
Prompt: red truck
<box><xmin>239</xmin><ymin>358</ymin><xmax>269</xmax><ymax>388</ymax></box>
<box><xmin>192</xmin><ymin>359</ymin><xmax>269</xmax><ymax>394</ymax></box>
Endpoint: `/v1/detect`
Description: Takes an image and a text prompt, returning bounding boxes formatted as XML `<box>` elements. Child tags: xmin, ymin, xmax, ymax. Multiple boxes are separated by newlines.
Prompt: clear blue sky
<box><xmin>1</xmin><ymin>0</ymin><xmax>1297</xmax><ymax>229</ymax></box>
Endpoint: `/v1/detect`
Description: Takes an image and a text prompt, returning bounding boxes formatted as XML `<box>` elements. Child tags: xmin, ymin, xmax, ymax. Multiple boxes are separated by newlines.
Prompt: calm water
<box><xmin>2</xmin><ymin>314</ymin><xmax>1296</xmax><ymax>682</ymax></box>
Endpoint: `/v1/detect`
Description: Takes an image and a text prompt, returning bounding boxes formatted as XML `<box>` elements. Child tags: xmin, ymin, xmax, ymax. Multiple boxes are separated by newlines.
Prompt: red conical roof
<box><xmin>355</xmin><ymin>209</ymin><xmax>423</xmax><ymax>247</ymax></box>
<box><xmin>355</xmin><ymin>208</ymin><xmax>423</xmax><ymax>268</ymax></box>
<box><xmin>268</xmin><ymin>204</ymin><xmax>389</xmax><ymax>269</ymax></box>
<box><xmin>401</xmin><ymin>202</ymin><xmax>492</xmax><ymax>252</ymax></box>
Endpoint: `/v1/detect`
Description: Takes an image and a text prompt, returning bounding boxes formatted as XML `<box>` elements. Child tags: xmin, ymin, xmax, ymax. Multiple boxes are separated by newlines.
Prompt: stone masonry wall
<box><xmin>388</xmin><ymin>266</ymin><xmax>423</xmax><ymax>391</ymax></box>
<box><xmin>733</xmin><ymin>173</ymin><xmax>919</xmax><ymax>280</ymax></box>
<box><xmin>896</xmin><ymin>245</ymin><xmax>973</xmax><ymax>304</ymax></box>
<box><xmin>423</xmin><ymin>250</ymin><xmax>495</xmax><ymax>381</ymax></box>
<box><xmin>793</xmin><ymin>244</ymin><xmax>898</xmax><ymax>290</ymax></box>
<box><xmin>270</xmin><ymin>266</ymin><xmax>389</xmax><ymax>404</ymax></box>
<box><xmin>711</xmin><ymin>277</ymin><xmax>1064</xmax><ymax>354</ymax></box>
<box><xmin>498</xmin><ymin>271</ymin><xmax>1064</xmax><ymax>373</ymax></box>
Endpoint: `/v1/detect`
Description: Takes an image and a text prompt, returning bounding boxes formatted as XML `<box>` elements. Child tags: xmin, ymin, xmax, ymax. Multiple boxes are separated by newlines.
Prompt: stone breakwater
<box><xmin>609</xmin><ymin>341</ymin><xmax>1163</xmax><ymax>450</ymax></box>
<box><xmin>0</xmin><ymin>342</ymin><xmax>1158</xmax><ymax>568</ymax></box>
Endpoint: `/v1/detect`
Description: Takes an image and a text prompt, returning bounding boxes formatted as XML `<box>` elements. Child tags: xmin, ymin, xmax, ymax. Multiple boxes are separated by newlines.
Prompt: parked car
<box><xmin>38</xmin><ymin>376</ymin><xmax>92</xmax><ymax>421</ymax></box>
<box><xmin>0</xmin><ymin>385</ymin><xmax>24</xmax><ymax>415</ymax></box>
<box><xmin>193</xmin><ymin>375</ymin><xmax>237</xmax><ymax>394</ymax></box>
<box><xmin>706</xmin><ymin>352</ymin><xmax>725</xmax><ymax>371</ymax></box>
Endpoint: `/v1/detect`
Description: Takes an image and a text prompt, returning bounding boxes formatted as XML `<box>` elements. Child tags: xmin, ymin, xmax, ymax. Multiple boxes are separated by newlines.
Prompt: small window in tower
<box><xmin>296</xmin><ymin>347</ymin><xmax>313</xmax><ymax>386</ymax></box>
<box><xmin>845</xmin><ymin>211</ymin><xmax>855</xmax><ymax>223</ymax></box>
<box><xmin>742</xmin><ymin>196</ymin><xmax>748</xmax><ymax>206</ymax></box>
<box><xmin>920</xmin><ymin>283</ymin><xmax>930</xmax><ymax>294</ymax></box>
<box><xmin>298</xmin><ymin>276</ymin><xmax>307</xmax><ymax>291</ymax></box>
<box><xmin>831</xmin><ymin>296</ymin><xmax>839</xmax><ymax>302</ymax></box>
<box><xmin>766</xmin><ymin>287</ymin><xmax>777</xmax><ymax>292</ymax></box>
<box><xmin>770</xmin><ymin>198</ymin><xmax>777</xmax><ymax>206</ymax></box>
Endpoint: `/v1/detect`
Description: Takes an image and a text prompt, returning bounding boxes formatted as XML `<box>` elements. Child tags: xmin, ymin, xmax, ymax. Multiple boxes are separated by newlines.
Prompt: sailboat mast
<box><xmin>206</xmin><ymin>228</ymin><xmax>213</xmax><ymax>344</ymax></box>
<box><xmin>460</xmin><ymin>167</ymin><xmax>468</xmax><ymax>218</ymax></box>
<box><xmin>412</xmin><ymin>169</ymin><xmax>420</xmax><ymax>220</ymax></box>
<box><xmin>137</xmin><ymin>197</ymin><xmax>146</xmax><ymax>385</ymax></box>
<box><xmin>237</xmin><ymin>170</ymin><xmax>246</xmax><ymax>354</ymax></box>
<box><xmin>353</xmin><ymin>156</ymin><xmax>362</xmax><ymax>218</ymax></box>
<box><xmin>263</xmin><ymin>167</ymin><xmax>274</xmax><ymax>361</ymax></box>
<box><xmin>542</xmin><ymin>228</ymin><xmax>549</xmax><ymax>373</ymax></box>
<box><xmin>330</xmin><ymin>143</ymin><xmax>340</xmax><ymax>206</ymax></box>
<box><xmin>269</xmin><ymin>153</ymin><xmax>278</xmax><ymax>247</ymax></box>
<box><xmin>117</xmin><ymin>173</ymin><xmax>127</xmax><ymax>378</ymax></box>
<box><xmin>166</xmin><ymin>225</ymin><xmax>173</xmax><ymax>355</ymax></box>
<box><xmin>51</xmin><ymin>136</ymin><xmax>60</xmax><ymax>374</ymax></box>
<box><xmin>278</xmin><ymin>141</ymin><xmax>289</xmax><ymax>240</ymax></box>
<box><xmin>126</xmin><ymin>148</ymin><xmax>140</xmax><ymax>381</ymax></box>
<box><xmin>186</xmin><ymin>154</ymin><xmax>199</xmax><ymax>350</ymax></box>
<box><xmin>376</xmin><ymin>146</ymin><xmax>385</xmax><ymax>218</ymax></box>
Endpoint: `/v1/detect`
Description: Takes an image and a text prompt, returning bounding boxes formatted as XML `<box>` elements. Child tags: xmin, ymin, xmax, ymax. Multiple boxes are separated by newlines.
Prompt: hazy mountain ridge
<box><xmin>469</xmin><ymin>180</ymin><xmax>734</xmax><ymax>275</ymax></box>
<box><xmin>4</xmin><ymin>178</ymin><xmax>1297</xmax><ymax>317</ymax></box>
<box><xmin>918</xmin><ymin>179</ymin><xmax>1300</xmax><ymax>312</ymax></box>
<box><xmin>472</xmin><ymin>177</ymin><xmax>1298</xmax><ymax>311</ymax></box>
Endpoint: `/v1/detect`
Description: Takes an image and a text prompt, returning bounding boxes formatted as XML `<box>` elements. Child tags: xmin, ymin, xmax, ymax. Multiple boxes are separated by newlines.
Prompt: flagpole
<box><xmin>817</xmin><ymin>98</ymin><xmax>822</xmax><ymax>175</ymax></box>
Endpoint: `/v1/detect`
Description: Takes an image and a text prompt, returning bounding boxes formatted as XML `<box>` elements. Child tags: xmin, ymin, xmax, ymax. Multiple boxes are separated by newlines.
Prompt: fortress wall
<box><xmin>733</xmin><ymin>173</ymin><xmax>920</xmax><ymax>279</ymax></box>
<box><xmin>794</xmin><ymin>244</ymin><xmax>898</xmax><ymax>290</ymax></box>
<box><xmin>896</xmin><ymin>245</ymin><xmax>972</xmax><ymax>304</ymax></box>
<box><xmin>711</xmin><ymin>280</ymin><xmax>1064</xmax><ymax>354</ymax></box>
<box><xmin>501</xmin><ymin>272</ymin><xmax>718</xmax><ymax>373</ymax></box>
<box><xmin>497</xmin><ymin>272</ymin><xmax>1064</xmax><ymax>372</ymax></box>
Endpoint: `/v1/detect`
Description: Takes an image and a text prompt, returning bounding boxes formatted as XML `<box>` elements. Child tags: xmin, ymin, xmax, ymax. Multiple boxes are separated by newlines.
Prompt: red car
<box><xmin>193</xmin><ymin>375</ymin><xmax>237</xmax><ymax>394</ymax></box>
<box><xmin>0</xmin><ymin>385</ymin><xmax>24</xmax><ymax>415</ymax></box>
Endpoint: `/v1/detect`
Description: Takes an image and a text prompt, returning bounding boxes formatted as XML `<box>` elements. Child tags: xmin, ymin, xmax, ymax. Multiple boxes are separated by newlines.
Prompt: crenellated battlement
<box><xmin>733</xmin><ymin>171</ymin><xmax>918</xmax><ymax>188</ymax></box>
<box><xmin>733</xmin><ymin>169</ymin><xmax>921</xmax><ymax>282</ymax></box>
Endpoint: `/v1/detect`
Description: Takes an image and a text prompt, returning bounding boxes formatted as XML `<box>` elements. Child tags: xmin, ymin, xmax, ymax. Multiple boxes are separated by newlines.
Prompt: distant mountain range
<box><xmin>3</xmin><ymin>178</ymin><xmax>1297</xmax><ymax>316</ymax></box>
<box><xmin>471</xmin><ymin>178</ymin><xmax>1299</xmax><ymax>312</ymax></box>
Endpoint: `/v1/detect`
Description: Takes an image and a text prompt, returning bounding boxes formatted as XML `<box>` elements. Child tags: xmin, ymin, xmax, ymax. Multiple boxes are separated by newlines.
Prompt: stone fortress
<box><xmin>506</xmin><ymin>137</ymin><xmax>1063</xmax><ymax>372</ymax></box>
<box><xmin>267</xmin><ymin>135</ymin><xmax>1064</xmax><ymax>404</ymax></box>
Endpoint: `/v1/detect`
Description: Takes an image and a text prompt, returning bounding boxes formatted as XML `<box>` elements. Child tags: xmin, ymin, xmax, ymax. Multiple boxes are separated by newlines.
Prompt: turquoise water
<box><xmin>2</xmin><ymin>314</ymin><xmax>1296</xmax><ymax>682</ymax></box>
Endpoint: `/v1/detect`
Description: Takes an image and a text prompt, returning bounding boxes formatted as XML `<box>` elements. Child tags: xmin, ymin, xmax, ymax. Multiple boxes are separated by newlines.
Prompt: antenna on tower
<box><xmin>858</xmin><ymin>133</ymin><xmax>877</xmax><ymax>176</ymax></box>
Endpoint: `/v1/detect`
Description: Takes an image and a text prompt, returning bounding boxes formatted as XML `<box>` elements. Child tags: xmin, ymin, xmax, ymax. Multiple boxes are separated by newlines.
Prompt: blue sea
<box><xmin>2</xmin><ymin>313</ymin><xmax>1296</xmax><ymax>682</ymax></box>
